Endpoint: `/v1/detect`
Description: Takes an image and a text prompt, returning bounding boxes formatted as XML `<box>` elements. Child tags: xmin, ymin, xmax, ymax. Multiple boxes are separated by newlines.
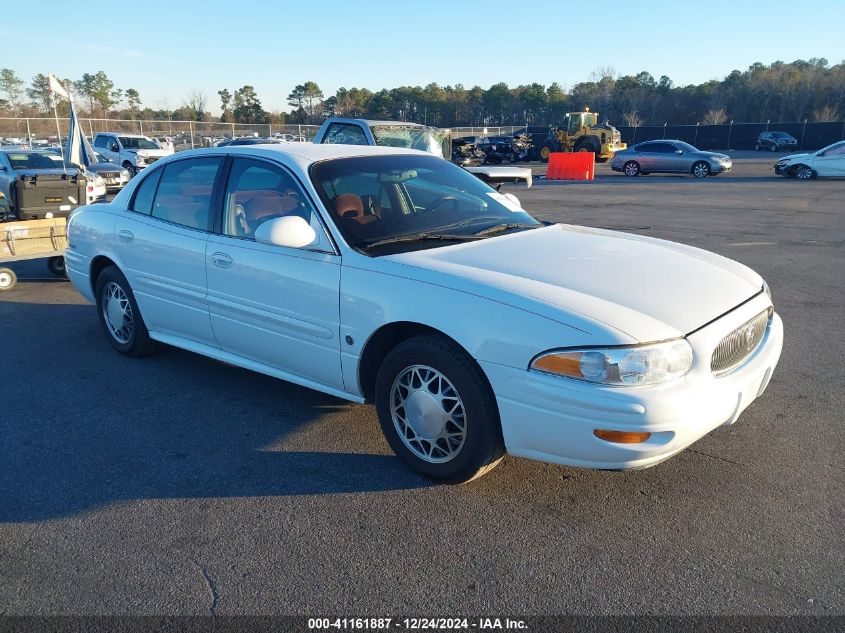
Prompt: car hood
<box><xmin>126</xmin><ymin>148</ymin><xmax>170</xmax><ymax>156</ymax></box>
<box><xmin>779</xmin><ymin>152</ymin><xmax>811</xmax><ymax>162</ymax></box>
<box><xmin>383</xmin><ymin>224</ymin><xmax>762</xmax><ymax>342</ymax></box>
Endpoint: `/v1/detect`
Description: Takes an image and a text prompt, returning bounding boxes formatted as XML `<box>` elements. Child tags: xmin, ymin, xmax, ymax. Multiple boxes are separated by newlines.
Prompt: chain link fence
<box><xmin>0</xmin><ymin>117</ymin><xmax>320</xmax><ymax>151</ymax></box>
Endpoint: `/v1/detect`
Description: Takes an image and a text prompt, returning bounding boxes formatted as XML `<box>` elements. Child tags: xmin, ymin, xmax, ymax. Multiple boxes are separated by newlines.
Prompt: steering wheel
<box><xmin>426</xmin><ymin>194</ymin><xmax>460</xmax><ymax>213</ymax></box>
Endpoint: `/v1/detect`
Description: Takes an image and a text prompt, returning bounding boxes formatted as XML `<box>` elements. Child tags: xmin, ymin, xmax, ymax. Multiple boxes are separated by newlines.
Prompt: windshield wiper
<box><xmin>362</xmin><ymin>232</ymin><xmax>484</xmax><ymax>249</ymax></box>
<box><xmin>473</xmin><ymin>223</ymin><xmax>540</xmax><ymax>237</ymax></box>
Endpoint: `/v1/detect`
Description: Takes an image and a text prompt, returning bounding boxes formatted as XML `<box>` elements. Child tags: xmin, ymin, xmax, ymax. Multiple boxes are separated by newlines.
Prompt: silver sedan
<box><xmin>611</xmin><ymin>140</ymin><xmax>732</xmax><ymax>178</ymax></box>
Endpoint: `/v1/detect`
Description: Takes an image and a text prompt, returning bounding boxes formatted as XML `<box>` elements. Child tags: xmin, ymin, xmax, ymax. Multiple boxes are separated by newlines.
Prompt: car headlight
<box><xmin>121</xmin><ymin>169</ymin><xmax>130</xmax><ymax>177</ymax></box>
<box><xmin>136</xmin><ymin>155</ymin><xmax>147</xmax><ymax>164</ymax></box>
<box><xmin>94</xmin><ymin>175</ymin><xmax>105</xmax><ymax>186</ymax></box>
<box><xmin>531</xmin><ymin>339</ymin><xmax>693</xmax><ymax>386</ymax></box>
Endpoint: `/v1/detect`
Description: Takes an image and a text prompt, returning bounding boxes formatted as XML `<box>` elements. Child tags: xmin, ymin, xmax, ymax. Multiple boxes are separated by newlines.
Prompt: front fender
<box><xmin>338</xmin><ymin>264</ymin><xmax>612</xmax><ymax>397</ymax></box>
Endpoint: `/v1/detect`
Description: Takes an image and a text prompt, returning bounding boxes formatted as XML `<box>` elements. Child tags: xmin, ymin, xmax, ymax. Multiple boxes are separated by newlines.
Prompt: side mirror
<box><xmin>675</xmin><ymin>149</ymin><xmax>683</xmax><ymax>154</ymax></box>
<box><xmin>0</xmin><ymin>165</ymin><xmax>6</xmax><ymax>171</ymax></box>
<box><xmin>255</xmin><ymin>215</ymin><xmax>316</xmax><ymax>249</ymax></box>
<box><xmin>111</xmin><ymin>144</ymin><xmax>119</xmax><ymax>152</ymax></box>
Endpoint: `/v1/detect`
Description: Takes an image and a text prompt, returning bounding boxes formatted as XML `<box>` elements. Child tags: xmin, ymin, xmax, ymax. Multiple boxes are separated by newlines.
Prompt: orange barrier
<box><xmin>546</xmin><ymin>152</ymin><xmax>595</xmax><ymax>180</ymax></box>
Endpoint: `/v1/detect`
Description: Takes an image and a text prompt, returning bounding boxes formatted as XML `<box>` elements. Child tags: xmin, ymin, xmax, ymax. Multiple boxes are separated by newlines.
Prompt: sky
<box><xmin>3</xmin><ymin>0</ymin><xmax>844</xmax><ymax>115</ymax></box>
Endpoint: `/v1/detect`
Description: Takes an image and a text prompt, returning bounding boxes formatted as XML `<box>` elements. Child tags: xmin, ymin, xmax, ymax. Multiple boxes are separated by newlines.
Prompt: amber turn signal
<box><xmin>593</xmin><ymin>429</ymin><xmax>652</xmax><ymax>444</ymax></box>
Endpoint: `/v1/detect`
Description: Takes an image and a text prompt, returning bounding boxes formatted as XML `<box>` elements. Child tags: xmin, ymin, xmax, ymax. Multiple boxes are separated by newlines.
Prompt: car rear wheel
<box><xmin>375</xmin><ymin>334</ymin><xmax>504</xmax><ymax>483</ymax></box>
<box><xmin>623</xmin><ymin>161</ymin><xmax>640</xmax><ymax>177</ymax></box>
<box><xmin>692</xmin><ymin>161</ymin><xmax>711</xmax><ymax>178</ymax></box>
<box><xmin>95</xmin><ymin>266</ymin><xmax>154</xmax><ymax>356</ymax></box>
<box><xmin>0</xmin><ymin>267</ymin><xmax>17</xmax><ymax>291</ymax></box>
<box><xmin>770</xmin><ymin>144</ymin><xmax>777</xmax><ymax>152</ymax></box>
<box><xmin>755</xmin><ymin>143</ymin><xmax>761</xmax><ymax>151</ymax></box>
<box><xmin>794</xmin><ymin>164</ymin><xmax>816</xmax><ymax>179</ymax></box>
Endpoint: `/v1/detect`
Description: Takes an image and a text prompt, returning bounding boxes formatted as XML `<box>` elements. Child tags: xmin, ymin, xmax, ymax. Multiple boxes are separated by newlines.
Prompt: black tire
<box><xmin>374</xmin><ymin>334</ymin><xmax>504</xmax><ymax>483</ymax></box>
<box><xmin>47</xmin><ymin>256</ymin><xmax>67</xmax><ymax>277</ymax></box>
<box><xmin>95</xmin><ymin>265</ymin><xmax>154</xmax><ymax>356</ymax></box>
<box><xmin>508</xmin><ymin>152</ymin><xmax>516</xmax><ymax>163</ymax></box>
<box><xmin>122</xmin><ymin>162</ymin><xmax>137</xmax><ymax>177</ymax></box>
<box><xmin>755</xmin><ymin>143</ymin><xmax>761</xmax><ymax>151</ymax></box>
<box><xmin>0</xmin><ymin>267</ymin><xmax>17</xmax><ymax>291</ymax></box>
<box><xmin>794</xmin><ymin>164</ymin><xmax>816</xmax><ymax>180</ymax></box>
<box><xmin>692</xmin><ymin>161</ymin><xmax>711</xmax><ymax>178</ymax></box>
<box><xmin>770</xmin><ymin>143</ymin><xmax>777</xmax><ymax>152</ymax></box>
<box><xmin>539</xmin><ymin>144</ymin><xmax>555</xmax><ymax>163</ymax></box>
<box><xmin>623</xmin><ymin>161</ymin><xmax>641</xmax><ymax>177</ymax></box>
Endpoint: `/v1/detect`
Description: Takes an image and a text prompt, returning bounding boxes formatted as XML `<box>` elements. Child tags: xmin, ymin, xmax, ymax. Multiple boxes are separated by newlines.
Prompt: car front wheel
<box><xmin>95</xmin><ymin>266</ymin><xmax>154</xmax><ymax>356</ymax></box>
<box><xmin>375</xmin><ymin>334</ymin><xmax>504</xmax><ymax>483</ymax></box>
<box><xmin>794</xmin><ymin>164</ymin><xmax>816</xmax><ymax>179</ymax></box>
<box><xmin>692</xmin><ymin>161</ymin><xmax>711</xmax><ymax>178</ymax></box>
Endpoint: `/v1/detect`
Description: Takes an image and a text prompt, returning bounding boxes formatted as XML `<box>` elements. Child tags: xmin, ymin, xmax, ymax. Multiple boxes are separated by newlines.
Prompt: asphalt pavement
<box><xmin>1</xmin><ymin>155</ymin><xmax>843</xmax><ymax>616</ymax></box>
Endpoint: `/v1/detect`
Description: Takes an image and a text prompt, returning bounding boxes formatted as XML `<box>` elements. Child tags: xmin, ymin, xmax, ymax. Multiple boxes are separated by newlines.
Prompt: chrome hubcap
<box><xmin>390</xmin><ymin>365</ymin><xmax>466</xmax><ymax>463</ymax></box>
<box><xmin>797</xmin><ymin>168</ymin><xmax>811</xmax><ymax>179</ymax></box>
<box><xmin>0</xmin><ymin>272</ymin><xmax>11</xmax><ymax>287</ymax></box>
<box><xmin>102</xmin><ymin>281</ymin><xmax>134</xmax><ymax>344</ymax></box>
<box><xmin>694</xmin><ymin>164</ymin><xmax>708</xmax><ymax>177</ymax></box>
<box><xmin>625</xmin><ymin>163</ymin><xmax>638</xmax><ymax>175</ymax></box>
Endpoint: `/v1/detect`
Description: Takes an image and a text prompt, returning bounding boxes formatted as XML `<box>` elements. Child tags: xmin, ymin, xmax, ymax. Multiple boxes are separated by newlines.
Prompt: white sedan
<box><xmin>774</xmin><ymin>140</ymin><xmax>845</xmax><ymax>178</ymax></box>
<box><xmin>65</xmin><ymin>144</ymin><xmax>783</xmax><ymax>482</ymax></box>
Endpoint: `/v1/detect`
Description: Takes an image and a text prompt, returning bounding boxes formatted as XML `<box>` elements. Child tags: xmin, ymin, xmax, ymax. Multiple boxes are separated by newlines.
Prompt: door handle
<box><xmin>118</xmin><ymin>230</ymin><xmax>134</xmax><ymax>243</ymax></box>
<box><xmin>210</xmin><ymin>252</ymin><xmax>234</xmax><ymax>268</ymax></box>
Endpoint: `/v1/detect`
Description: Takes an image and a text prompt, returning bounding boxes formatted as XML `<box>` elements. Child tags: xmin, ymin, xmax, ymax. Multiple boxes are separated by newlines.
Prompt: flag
<box><xmin>66</xmin><ymin>101</ymin><xmax>96</xmax><ymax>173</ymax></box>
<box><xmin>48</xmin><ymin>73</ymin><xmax>69</xmax><ymax>99</ymax></box>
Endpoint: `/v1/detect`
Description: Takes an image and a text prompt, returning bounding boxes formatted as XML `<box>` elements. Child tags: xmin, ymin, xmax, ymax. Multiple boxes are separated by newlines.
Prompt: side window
<box><xmin>130</xmin><ymin>168</ymin><xmax>163</xmax><ymax>215</ymax></box>
<box><xmin>322</xmin><ymin>123</ymin><xmax>368</xmax><ymax>145</ymax></box>
<box><xmin>222</xmin><ymin>158</ymin><xmax>328</xmax><ymax>250</ymax></box>
<box><xmin>637</xmin><ymin>143</ymin><xmax>658</xmax><ymax>153</ymax></box>
<box><xmin>151</xmin><ymin>158</ymin><xmax>222</xmax><ymax>231</ymax></box>
<box><xmin>93</xmin><ymin>135</ymin><xmax>107</xmax><ymax>149</ymax></box>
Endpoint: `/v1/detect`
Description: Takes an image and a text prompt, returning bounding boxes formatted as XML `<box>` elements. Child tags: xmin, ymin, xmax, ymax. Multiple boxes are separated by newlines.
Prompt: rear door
<box><xmin>634</xmin><ymin>142</ymin><xmax>661</xmax><ymax>172</ymax></box>
<box><xmin>115</xmin><ymin>156</ymin><xmax>223</xmax><ymax>345</ymax></box>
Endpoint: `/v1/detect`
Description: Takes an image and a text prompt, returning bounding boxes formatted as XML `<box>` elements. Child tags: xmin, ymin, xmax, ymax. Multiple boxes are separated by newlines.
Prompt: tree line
<box><xmin>1</xmin><ymin>59</ymin><xmax>842</xmax><ymax>128</ymax></box>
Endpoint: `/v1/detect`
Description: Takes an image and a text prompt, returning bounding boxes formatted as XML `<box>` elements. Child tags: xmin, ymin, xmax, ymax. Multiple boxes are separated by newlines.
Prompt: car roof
<box><xmin>326</xmin><ymin>117</ymin><xmax>430</xmax><ymax>128</ymax></box>
<box><xmin>170</xmin><ymin>143</ymin><xmax>431</xmax><ymax>165</ymax></box>
<box><xmin>97</xmin><ymin>132</ymin><xmax>147</xmax><ymax>138</ymax></box>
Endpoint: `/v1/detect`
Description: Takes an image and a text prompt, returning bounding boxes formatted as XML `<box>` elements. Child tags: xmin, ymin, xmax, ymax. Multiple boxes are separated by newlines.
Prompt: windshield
<box><xmin>370</xmin><ymin>125</ymin><xmax>451</xmax><ymax>159</ymax></box>
<box><xmin>5</xmin><ymin>152</ymin><xmax>64</xmax><ymax>170</ymax></box>
<box><xmin>310</xmin><ymin>154</ymin><xmax>540</xmax><ymax>254</ymax></box>
<box><xmin>118</xmin><ymin>136</ymin><xmax>160</xmax><ymax>150</ymax></box>
<box><xmin>770</xmin><ymin>132</ymin><xmax>791</xmax><ymax>138</ymax></box>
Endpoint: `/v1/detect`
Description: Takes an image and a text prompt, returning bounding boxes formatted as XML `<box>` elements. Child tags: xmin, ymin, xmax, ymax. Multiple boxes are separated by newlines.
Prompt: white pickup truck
<box><xmin>313</xmin><ymin>118</ymin><xmax>532</xmax><ymax>188</ymax></box>
<box><xmin>92</xmin><ymin>133</ymin><xmax>173</xmax><ymax>177</ymax></box>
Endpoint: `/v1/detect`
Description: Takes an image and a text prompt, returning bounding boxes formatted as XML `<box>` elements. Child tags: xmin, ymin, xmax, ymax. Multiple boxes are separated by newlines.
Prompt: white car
<box><xmin>774</xmin><ymin>140</ymin><xmax>845</xmax><ymax>179</ymax></box>
<box><xmin>92</xmin><ymin>133</ymin><xmax>173</xmax><ymax>177</ymax></box>
<box><xmin>65</xmin><ymin>144</ymin><xmax>783</xmax><ymax>482</ymax></box>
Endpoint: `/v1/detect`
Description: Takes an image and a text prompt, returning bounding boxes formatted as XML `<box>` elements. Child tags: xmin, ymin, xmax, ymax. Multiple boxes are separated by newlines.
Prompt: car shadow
<box><xmin>0</xmin><ymin>300</ymin><xmax>433</xmax><ymax>523</ymax></box>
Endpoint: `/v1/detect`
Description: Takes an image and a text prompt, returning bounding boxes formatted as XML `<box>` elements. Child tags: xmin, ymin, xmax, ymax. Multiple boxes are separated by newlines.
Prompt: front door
<box><xmin>205</xmin><ymin>157</ymin><xmax>344</xmax><ymax>390</ymax></box>
<box><xmin>812</xmin><ymin>142</ymin><xmax>845</xmax><ymax>176</ymax></box>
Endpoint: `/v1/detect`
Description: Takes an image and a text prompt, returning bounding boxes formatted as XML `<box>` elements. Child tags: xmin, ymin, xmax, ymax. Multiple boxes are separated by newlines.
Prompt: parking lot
<box><xmin>1</xmin><ymin>153</ymin><xmax>843</xmax><ymax>616</ymax></box>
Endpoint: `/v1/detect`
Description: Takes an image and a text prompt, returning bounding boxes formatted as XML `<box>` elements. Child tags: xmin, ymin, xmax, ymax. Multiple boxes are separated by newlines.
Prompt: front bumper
<box><xmin>774</xmin><ymin>164</ymin><xmax>791</xmax><ymax>176</ymax></box>
<box><xmin>482</xmin><ymin>294</ymin><xmax>783</xmax><ymax>470</ymax></box>
<box><xmin>711</xmin><ymin>160</ymin><xmax>732</xmax><ymax>173</ymax></box>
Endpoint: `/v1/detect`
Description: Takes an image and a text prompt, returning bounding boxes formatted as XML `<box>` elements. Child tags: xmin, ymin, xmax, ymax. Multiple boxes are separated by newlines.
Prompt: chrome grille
<box><xmin>711</xmin><ymin>309</ymin><xmax>771</xmax><ymax>375</ymax></box>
